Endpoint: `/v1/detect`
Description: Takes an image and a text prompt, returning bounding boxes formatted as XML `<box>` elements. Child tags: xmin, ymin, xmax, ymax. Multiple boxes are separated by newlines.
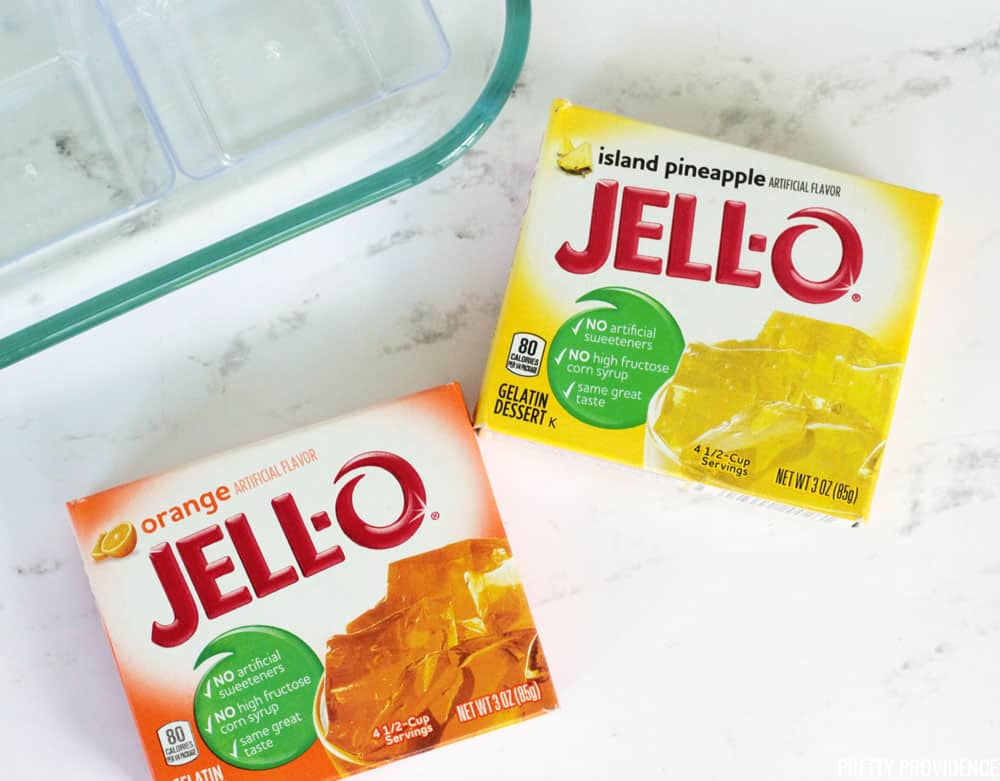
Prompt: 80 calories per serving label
<box><xmin>546</xmin><ymin>287</ymin><xmax>685</xmax><ymax>429</ymax></box>
<box><xmin>193</xmin><ymin>626</ymin><xmax>322</xmax><ymax>771</ymax></box>
<box><xmin>157</xmin><ymin>720</ymin><xmax>199</xmax><ymax>767</ymax></box>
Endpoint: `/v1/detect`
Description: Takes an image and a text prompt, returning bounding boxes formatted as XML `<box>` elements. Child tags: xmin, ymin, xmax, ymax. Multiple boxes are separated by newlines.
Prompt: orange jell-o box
<box><xmin>66</xmin><ymin>384</ymin><xmax>557</xmax><ymax>781</ymax></box>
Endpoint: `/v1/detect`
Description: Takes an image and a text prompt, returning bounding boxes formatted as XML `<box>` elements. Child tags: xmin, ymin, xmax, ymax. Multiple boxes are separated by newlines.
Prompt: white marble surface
<box><xmin>2</xmin><ymin>2</ymin><xmax>1000</xmax><ymax>779</ymax></box>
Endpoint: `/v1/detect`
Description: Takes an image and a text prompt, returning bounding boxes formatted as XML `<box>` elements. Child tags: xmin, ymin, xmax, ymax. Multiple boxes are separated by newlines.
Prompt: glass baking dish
<box><xmin>0</xmin><ymin>0</ymin><xmax>530</xmax><ymax>367</ymax></box>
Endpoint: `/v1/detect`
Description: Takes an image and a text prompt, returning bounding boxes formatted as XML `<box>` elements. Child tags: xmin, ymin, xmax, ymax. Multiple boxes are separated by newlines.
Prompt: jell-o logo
<box><xmin>556</xmin><ymin>180</ymin><xmax>863</xmax><ymax>304</ymax></box>
<box><xmin>149</xmin><ymin>452</ymin><xmax>427</xmax><ymax>649</ymax></box>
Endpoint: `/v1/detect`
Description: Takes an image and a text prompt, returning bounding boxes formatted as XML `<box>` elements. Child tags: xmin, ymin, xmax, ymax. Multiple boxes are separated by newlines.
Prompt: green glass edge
<box><xmin>0</xmin><ymin>0</ymin><xmax>531</xmax><ymax>369</ymax></box>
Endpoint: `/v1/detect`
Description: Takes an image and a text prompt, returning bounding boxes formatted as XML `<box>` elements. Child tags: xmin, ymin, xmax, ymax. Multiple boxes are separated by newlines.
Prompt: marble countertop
<box><xmin>2</xmin><ymin>2</ymin><xmax>999</xmax><ymax>779</ymax></box>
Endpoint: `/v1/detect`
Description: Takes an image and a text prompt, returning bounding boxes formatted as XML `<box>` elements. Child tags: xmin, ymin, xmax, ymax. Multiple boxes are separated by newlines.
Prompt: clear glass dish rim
<box><xmin>0</xmin><ymin>0</ymin><xmax>531</xmax><ymax>370</ymax></box>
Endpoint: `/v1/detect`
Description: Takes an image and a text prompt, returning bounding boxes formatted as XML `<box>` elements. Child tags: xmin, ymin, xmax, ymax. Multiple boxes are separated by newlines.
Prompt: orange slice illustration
<box><xmin>91</xmin><ymin>532</ymin><xmax>108</xmax><ymax>561</ymax></box>
<box><xmin>100</xmin><ymin>523</ymin><xmax>138</xmax><ymax>559</ymax></box>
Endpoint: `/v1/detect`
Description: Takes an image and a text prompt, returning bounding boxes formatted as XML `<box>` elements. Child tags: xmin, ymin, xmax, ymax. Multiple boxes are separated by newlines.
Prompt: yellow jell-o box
<box><xmin>476</xmin><ymin>100</ymin><xmax>941</xmax><ymax>522</ymax></box>
<box><xmin>66</xmin><ymin>384</ymin><xmax>557</xmax><ymax>781</ymax></box>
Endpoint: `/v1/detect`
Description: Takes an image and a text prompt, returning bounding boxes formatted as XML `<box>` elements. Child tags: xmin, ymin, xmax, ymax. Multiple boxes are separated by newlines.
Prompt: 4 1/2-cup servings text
<box><xmin>476</xmin><ymin>100</ymin><xmax>941</xmax><ymax>522</ymax></box>
<box><xmin>66</xmin><ymin>384</ymin><xmax>557</xmax><ymax>781</ymax></box>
